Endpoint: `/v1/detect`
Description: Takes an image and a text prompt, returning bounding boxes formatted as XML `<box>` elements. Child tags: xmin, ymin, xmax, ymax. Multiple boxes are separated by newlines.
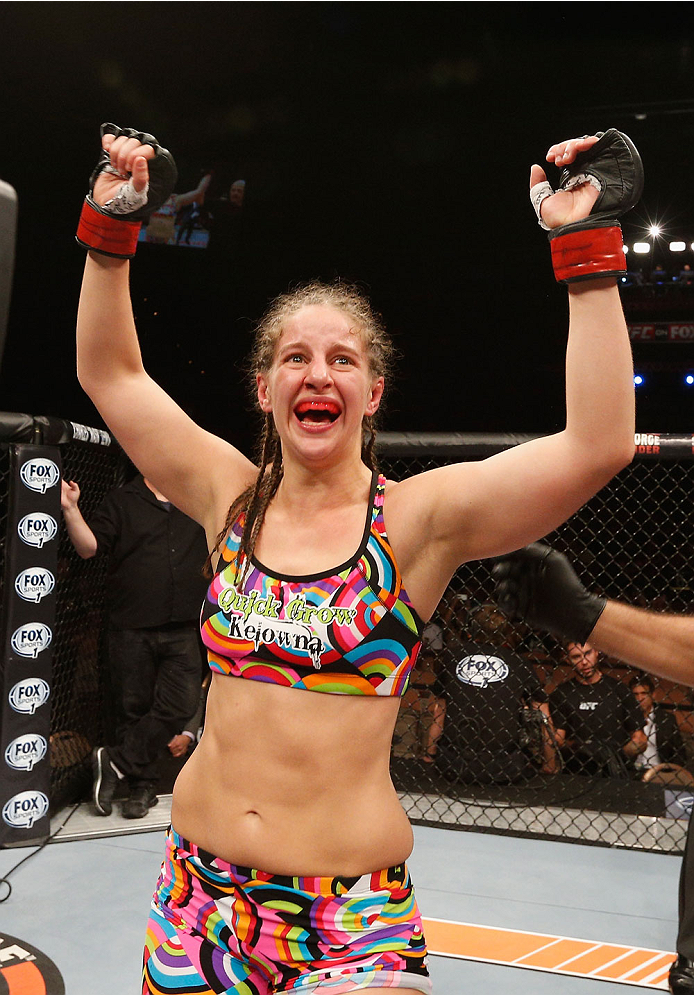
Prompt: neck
<box><xmin>276</xmin><ymin>456</ymin><xmax>374</xmax><ymax>509</ymax></box>
<box><xmin>576</xmin><ymin>671</ymin><xmax>602</xmax><ymax>685</ymax></box>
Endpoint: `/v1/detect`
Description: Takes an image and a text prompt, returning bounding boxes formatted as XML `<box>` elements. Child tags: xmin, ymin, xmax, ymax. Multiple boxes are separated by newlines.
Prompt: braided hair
<box><xmin>206</xmin><ymin>280</ymin><xmax>396</xmax><ymax>580</ymax></box>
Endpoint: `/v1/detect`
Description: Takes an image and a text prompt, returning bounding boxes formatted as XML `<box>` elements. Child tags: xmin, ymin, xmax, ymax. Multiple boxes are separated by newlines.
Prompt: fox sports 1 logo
<box><xmin>455</xmin><ymin>653</ymin><xmax>510</xmax><ymax>688</ymax></box>
<box><xmin>8</xmin><ymin>678</ymin><xmax>51</xmax><ymax>715</ymax></box>
<box><xmin>14</xmin><ymin>567</ymin><xmax>55</xmax><ymax>603</ymax></box>
<box><xmin>20</xmin><ymin>458</ymin><xmax>60</xmax><ymax>493</ymax></box>
<box><xmin>5</xmin><ymin>734</ymin><xmax>48</xmax><ymax>772</ymax></box>
<box><xmin>10</xmin><ymin>623</ymin><xmax>52</xmax><ymax>659</ymax></box>
<box><xmin>17</xmin><ymin>513</ymin><xmax>58</xmax><ymax>548</ymax></box>
<box><xmin>2</xmin><ymin>790</ymin><xmax>49</xmax><ymax>829</ymax></box>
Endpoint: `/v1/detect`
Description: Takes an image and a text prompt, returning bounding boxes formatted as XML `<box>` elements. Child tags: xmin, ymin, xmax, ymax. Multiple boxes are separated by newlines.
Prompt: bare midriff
<box><xmin>171</xmin><ymin>671</ymin><xmax>414</xmax><ymax>877</ymax></box>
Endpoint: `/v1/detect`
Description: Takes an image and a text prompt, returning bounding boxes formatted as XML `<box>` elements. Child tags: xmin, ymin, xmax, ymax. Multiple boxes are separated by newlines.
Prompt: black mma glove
<box><xmin>76</xmin><ymin>123</ymin><xmax>178</xmax><ymax>259</ymax></box>
<box><xmin>491</xmin><ymin>542</ymin><xmax>606</xmax><ymax>644</ymax></box>
<box><xmin>530</xmin><ymin>129</ymin><xmax>644</xmax><ymax>284</ymax></box>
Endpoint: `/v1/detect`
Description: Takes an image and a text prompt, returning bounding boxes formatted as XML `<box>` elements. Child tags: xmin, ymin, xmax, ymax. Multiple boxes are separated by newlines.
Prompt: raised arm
<box><xmin>75</xmin><ymin>125</ymin><xmax>257</xmax><ymax>534</ymax></box>
<box><xmin>492</xmin><ymin>543</ymin><xmax>694</xmax><ymax>686</ymax></box>
<box><xmin>60</xmin><ymin>480</ymin><xmax>98</xmax><ymax>559</ymax></box>
<box><xmin>388</xmin><ymin>131</ymin><xmax>640</xmax><ymax>608</ymax></box>
<box><xmin>592</xmin><ymin>602</ymin><xmax>694</xmax><ymax>684</ymax></box>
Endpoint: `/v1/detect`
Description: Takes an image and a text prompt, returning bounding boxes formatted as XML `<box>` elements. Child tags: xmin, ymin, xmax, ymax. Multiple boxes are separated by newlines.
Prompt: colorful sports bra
<box><xmin>200</xmin><ymin>472</ymin><xmax>423</xmax><ymax>696</ymax></box>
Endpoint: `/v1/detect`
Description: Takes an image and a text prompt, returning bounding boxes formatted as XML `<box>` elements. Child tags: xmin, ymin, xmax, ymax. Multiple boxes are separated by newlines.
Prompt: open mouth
<box><xmin>295</xmin><ymin>400</ymin><xmax>341</xmax><ymax>424</ymax></box>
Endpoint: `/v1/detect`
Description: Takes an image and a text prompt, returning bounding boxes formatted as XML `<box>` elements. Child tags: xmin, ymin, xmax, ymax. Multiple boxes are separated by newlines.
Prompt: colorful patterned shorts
<box><xmin>143</xmin><ymin>828</ymin><xmax>432</xmax><ymax>994</ymax></box>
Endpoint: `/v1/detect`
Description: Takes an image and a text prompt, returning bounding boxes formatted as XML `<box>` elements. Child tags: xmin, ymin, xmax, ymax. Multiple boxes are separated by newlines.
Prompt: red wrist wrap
<box><xmin>550</xmin><ymin>225</ymin><xmax>626</xmax><ymax>284</ymax></box>
<box><xmin>76</xmin><ymin>200</ymin><xmax>141</xmax><ymax>258</ymax></box>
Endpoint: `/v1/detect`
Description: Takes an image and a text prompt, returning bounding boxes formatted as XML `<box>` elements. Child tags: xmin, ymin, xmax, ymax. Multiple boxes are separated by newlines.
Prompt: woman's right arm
<box><xmin>76</xmin><ymin>131</ymin><xmax>257</xmax><ymax>531</ymax></box>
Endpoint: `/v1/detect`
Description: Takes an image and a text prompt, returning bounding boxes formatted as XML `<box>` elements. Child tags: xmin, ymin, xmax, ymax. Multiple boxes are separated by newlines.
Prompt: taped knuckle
<box><xmin>529</xmin><ymin>181</ymin><xmax>554</xmax><ymax>230</ymax></box>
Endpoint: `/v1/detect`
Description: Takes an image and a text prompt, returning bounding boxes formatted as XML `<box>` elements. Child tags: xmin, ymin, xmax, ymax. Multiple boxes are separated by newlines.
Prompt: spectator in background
<box><xmin>61</xmin><ymin>474</ymin><xmax>208</xmax><ymax>819</ymax></box>
<box><xmin>651</xmin><ymin>263</ymin><xmax>668</xmax><ymax>284</ymax></box>
<box><xmin>391</xmin><ymin>598</ymin><xmax>450</xmax><ymax>764</ymax></box>
<box><xmin>489</xmin><ymin>541</ymin><xmax>694</xmax><ymax>993</ymax></box>
<box><xmin>436</xmin><ymin>603</ymin><xmax>552</xmax><ymax>784</ymax></box>
<box><xmin>392</xmin><ymin>648</ymin><xmax>445</xmax><ymax>764</ymax></box>
<box><xmin>630</xmin><ymin>674</ymin><xmax>694</xmax><ymax>788</ymax></box>
<box><xmin>549</xmin><ymin>641</ymin><xmax>646</xmax><ymax>777</ymax></box>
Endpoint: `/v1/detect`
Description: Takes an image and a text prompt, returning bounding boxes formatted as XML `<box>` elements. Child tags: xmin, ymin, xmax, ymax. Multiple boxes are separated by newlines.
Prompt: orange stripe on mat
<box><xmin>422</xmin><ymin>917</ymin><xmax>675</xmax><ymax>989</ymax></box>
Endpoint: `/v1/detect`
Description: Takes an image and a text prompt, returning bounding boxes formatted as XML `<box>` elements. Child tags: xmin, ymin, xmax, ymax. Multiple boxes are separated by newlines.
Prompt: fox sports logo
<box><xmin>20</xmin><ymin>458</ymin><xmax>60</xmax><ymax>493</ymax></box>
<box><xmin>456</xmin><ymin>653</ymin><xmax>510</xmax><ymax>688</ymax></box>
<box><xmin>18</xmin><ymin>513</ymin><xmax>58</xmax><ymax>548</ymax></box>
<box><xmin>11</xmin><ymin>623</ymin><xmax>52</xmax><ymax>659</ymax></box>
<box><xmin>15</xmin><ymin>567</ymin><xmax>55</xmax><ymax>603</ymax></box>
<box><xmin>2</xmin><ymin>790</ymin><xmax>50</xmax><ymax>829</ymax></box>
<box><xmin>5</xmin><ymin>734</ymin><xmax>48</xmax><ymax>772</ymax></box>
<box><xmin>9</xmin><ymin>678</ymin><xmax>51</xmax><ymax>714</ymax></box>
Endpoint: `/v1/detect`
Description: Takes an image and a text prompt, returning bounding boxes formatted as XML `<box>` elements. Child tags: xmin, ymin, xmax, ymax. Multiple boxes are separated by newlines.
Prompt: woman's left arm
<box><xmin>390</xmin><ymin>134</ymin><xmax>636</xmax><ymax>580</ymax></box>
<box><xmin>435</xmin><ymin>273</ymin><xmax>634</xmax><ymax>562</ymax></box>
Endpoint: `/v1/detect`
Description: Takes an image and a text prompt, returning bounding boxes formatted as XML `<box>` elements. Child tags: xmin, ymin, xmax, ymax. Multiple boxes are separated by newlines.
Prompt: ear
<box><xmin>365</xmin><ymin>376</ymin><xmax>384</xmax><ymax>417</ymax></box>
<box><xmin>257</xmin><ymin>372</ymin><xmax>272</xmax><ymax>413</ymax></box>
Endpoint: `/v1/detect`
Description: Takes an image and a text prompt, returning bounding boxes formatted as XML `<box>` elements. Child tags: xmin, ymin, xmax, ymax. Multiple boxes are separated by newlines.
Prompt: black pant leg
<box><xmin>154</xmin><ymin>627</ymin><xmax>204</xmax><ymax>726</ymax></box>
<box><xmin>107</xmin><ymin>628</ymin><xmax>158</xmax><ymax>779</ymax></box>
<box><xmin>677</xmin><ymin>814</ymin><xmax>694</xmax><ymax>959</ymax></box>
<box><xmin>112</xmin><ymin>625</ymin><xmax>203</xmax><ymax>785</ymax></box>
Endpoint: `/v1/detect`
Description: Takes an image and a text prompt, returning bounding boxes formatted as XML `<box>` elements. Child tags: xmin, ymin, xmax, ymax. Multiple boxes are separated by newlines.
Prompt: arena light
<box><xmin>648</xmin><ymin>225</ymin><xmax>662</xmax><ymax>238</ymax></box>
<box><xmin>633</xmin><ymin>242</ymin><xmax>651</xmax><ymax>254</ymax></box>
<box><xmin>670</xmin><ymin>241</ymin><xmax>687</xmax><ymax>252</ymax></box>
<box><xmin>686</xmin><ymin>374</ymin><xmax>694</xmax><ymax>386</ymax></box>
<box><xmin>634</xmin><ymin>374</ymin><xmax>644</xmax><ymax>386</ymax></box>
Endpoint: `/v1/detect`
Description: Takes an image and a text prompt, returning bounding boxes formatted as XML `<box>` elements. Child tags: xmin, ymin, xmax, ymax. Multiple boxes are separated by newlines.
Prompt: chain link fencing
<box><xmin>379</xmin><ymin>432</ymin><xmax>694</xmax><ymax>854</ymax></box>
<box><xmin>52</xmin><ymin>429</ymin><xmax>126</xmax><ymax>810</ymax></box>
<box><xmin>2</xmin><ymin>419</ymin><xmax>692</xmax><ymax>852</ymax></box>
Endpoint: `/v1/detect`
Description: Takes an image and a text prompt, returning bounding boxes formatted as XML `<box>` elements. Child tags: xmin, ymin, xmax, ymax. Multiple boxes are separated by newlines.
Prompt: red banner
<box><xmin>629</xmin><ymin>323</ymin><xmax>694</xmax><ymax>342</ymax></box>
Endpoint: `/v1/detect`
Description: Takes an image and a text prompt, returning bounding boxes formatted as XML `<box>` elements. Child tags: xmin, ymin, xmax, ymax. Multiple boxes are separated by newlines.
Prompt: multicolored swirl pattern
<box><xmin>143</xmin><ymin>829</ymin><xmax>432</xmax><ymax>994</ymax></box>
<box><xmin>200</xmin><ymin>474</ymin><xmax>423</xmax><ymax>696</ymax></box>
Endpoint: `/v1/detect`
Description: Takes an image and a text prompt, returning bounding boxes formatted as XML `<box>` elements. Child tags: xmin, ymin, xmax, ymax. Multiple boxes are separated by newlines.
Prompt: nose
<box><xmin>304</xmin><ymin>357</ymin><xmax>333</xmax><ymax>390</ymax></box>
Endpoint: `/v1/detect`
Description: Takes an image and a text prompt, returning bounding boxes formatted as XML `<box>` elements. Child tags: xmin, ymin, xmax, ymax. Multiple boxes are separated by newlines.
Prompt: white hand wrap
<box><xmin>530</xmin><ymin>172</ymin><xmax>602</xmax><ymax>230</ymax></box>
<box><xmin>101</xmin><ymin>167</ymin><xmax>150</xmax><ymax>216</ymax></box>
<box><xmin>530</xmin><ymin>181</ymin><xmax>554</xmax><ymax>231</ymax></box>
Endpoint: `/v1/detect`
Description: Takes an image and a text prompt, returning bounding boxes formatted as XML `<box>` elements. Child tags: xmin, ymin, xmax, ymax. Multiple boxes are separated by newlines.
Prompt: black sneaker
<box><xmin>121</xmin><ymin>786</ymin><xmax>159</xmax><ymax>820</ymax></box>
<box><xmin>670</xmin><ymin>955</ymin><xmax>694</xmax><ymax>993</ymax></box>
<box><xmin>92</xmin><ymin>747</ymin><xmax>119</xmax><ymax>816</ymax></box>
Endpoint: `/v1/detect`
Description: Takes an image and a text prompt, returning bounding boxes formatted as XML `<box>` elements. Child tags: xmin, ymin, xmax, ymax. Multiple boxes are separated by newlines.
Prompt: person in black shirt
<box><xmin>550</xmin><ymin>641</ymin><xmax>646</xmax><ymax>777</ymax></box>
<box><xmin>489</xmin><ymin>541</ymin><xmax>694</xmax><ymax>993</ymax></box>
<box><xmin>629</xmin><ymin>675</ymin><xmax>694</xmax><ymax>787</ymax></box>
<box><xmin>61</xmin><ymin>473</ymin><xmax>208</xmax><ymax>818</ymax></box>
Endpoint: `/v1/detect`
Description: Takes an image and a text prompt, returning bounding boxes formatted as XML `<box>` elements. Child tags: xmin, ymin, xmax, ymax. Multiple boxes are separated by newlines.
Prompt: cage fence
<box><xmin>379</xmin><ymin>433</ymin><xmax>694</xmax><ymax>854</ymax></box>
<box><xmin>0</xmin><ymin>414</ymin><xmax>127</xmax><ymax>820</ymax></box>
<box><xmin>50</xmin><ymin>432</ymin><xmax>127</xmax><ymax>810</ymax></box>
<box><xmin>2</xmin><ymin>420</ymin><xmax>692</xmax><ymax>853</ymax></box>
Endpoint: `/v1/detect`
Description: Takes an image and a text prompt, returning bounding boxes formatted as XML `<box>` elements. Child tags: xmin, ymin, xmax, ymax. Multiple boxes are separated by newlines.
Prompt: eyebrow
<box><xmin>278</xmin><ymin>338</ymin><xmax>363</xmax><ymax>357</ymax></box>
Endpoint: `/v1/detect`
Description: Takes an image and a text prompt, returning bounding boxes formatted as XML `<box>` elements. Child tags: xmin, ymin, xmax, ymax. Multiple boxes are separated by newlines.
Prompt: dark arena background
<box><xmin>2</xmin><ymin>6</ymin><xmax>694</xmax><ymax>992</ymax></box>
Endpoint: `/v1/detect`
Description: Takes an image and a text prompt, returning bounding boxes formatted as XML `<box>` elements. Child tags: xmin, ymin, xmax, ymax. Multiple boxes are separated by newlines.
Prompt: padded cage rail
<box><xmin>0</xmin><ymin>413</ymin><xmax>125</xmax><ymax>845</ymax></box>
